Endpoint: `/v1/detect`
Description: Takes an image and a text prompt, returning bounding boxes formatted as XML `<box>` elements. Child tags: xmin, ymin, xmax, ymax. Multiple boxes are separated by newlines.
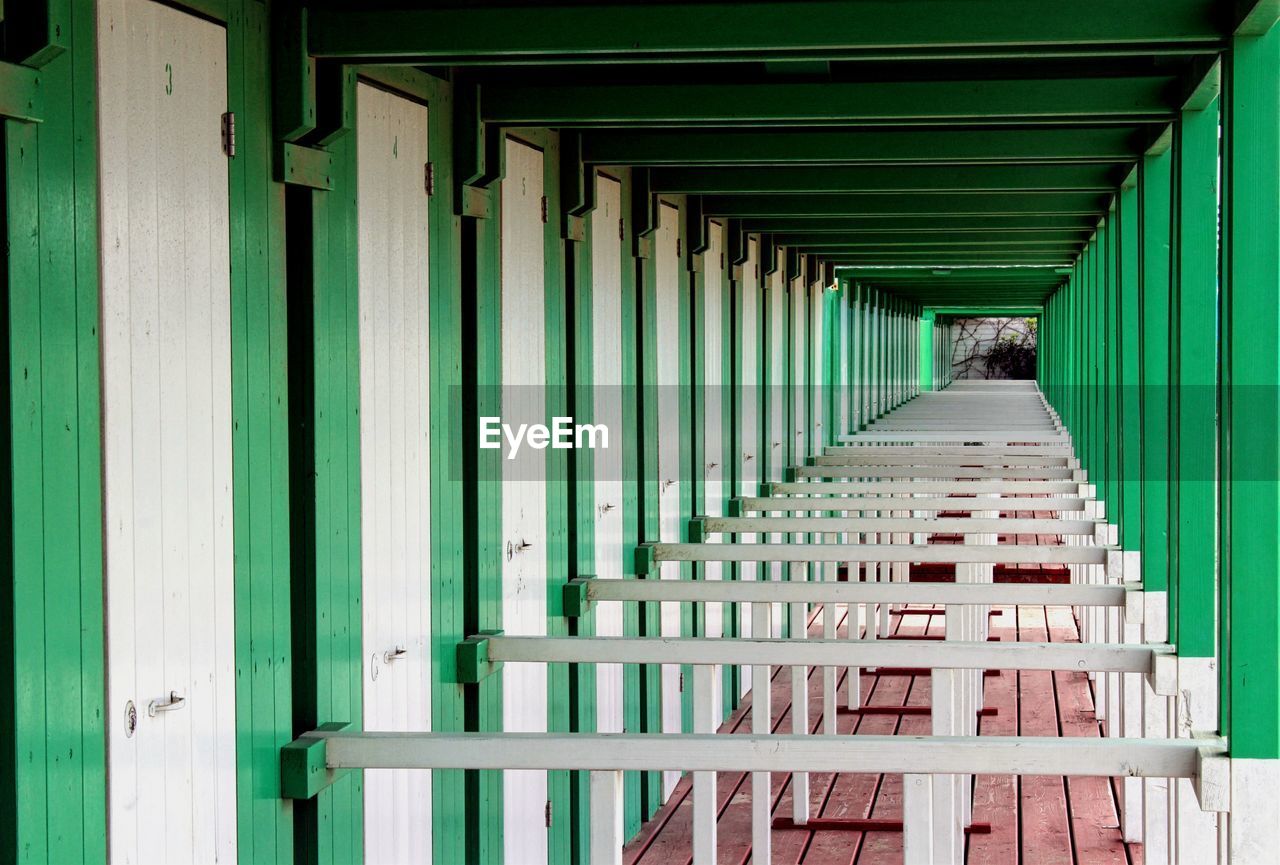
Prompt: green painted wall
<box><xmin>2</xmin><ymin>2</ymin><xmax>106</xmax><ymax>862</ymax></box>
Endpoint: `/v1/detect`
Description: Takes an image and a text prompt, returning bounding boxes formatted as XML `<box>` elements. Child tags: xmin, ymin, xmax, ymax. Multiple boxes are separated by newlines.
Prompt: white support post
<box><xmin>692</xmin><ymin>663</ymin><xmax>717</xmax><ymax>865</ymax></box>
<box><xmin>1119</xmin><ymin>551</ymin><xmax>1144</xmax><ymax>843</ymax></box>
<box><xmin>1141</xmin><ymin>588</ymin><xmax>1172</xmax><ymax>865</ymax></box>
<box><xmin>789</xmin><ymin>562</ymin><xmax>810</xmax><ymax>825</ymax></box>
<box><xmin>1175</xmin><ymin>656</ymin><xmax>1221</xmax><ymax>863</ymax></box>
<box><xmin>846</xmin><ymin>509</ymin><xmax>863</xmax><ymax>710</ymax></box>
<box><xmin>751</xmin><ymin>602</ymin><xmax>772</xmax><ymax>865</ymax></box>
<box><xmin>903</xmin><ymin>774</ymin><xmax>935</xmax><ymax>865</ymax></box>
<box><xmin>1229</xmin><ymin>760</ymin><xmax>1279</xmax><ymax>865</ymax></box>
<box><xmin>589</xmin><ymin>770</ymin><xmax>624</xmax><ymax>865</ymax></box>
<box><xmin>823</xmin><ymin>533</ymin><xmax>837</xmax><ymax>735</ymax></box>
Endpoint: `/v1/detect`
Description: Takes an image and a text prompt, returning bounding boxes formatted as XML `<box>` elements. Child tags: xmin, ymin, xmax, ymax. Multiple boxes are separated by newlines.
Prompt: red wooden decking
<box><xmin>622</xmin><ymin>513</ymin><xmax>1141</xmax><ymax>865</ymax></box>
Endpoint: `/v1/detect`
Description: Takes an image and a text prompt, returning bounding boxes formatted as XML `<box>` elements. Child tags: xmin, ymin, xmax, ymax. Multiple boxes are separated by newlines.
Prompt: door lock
<box><xmin>148</xmin><ymin>691</ymin><xmax>186</xmax><ymax>717</ymax></box>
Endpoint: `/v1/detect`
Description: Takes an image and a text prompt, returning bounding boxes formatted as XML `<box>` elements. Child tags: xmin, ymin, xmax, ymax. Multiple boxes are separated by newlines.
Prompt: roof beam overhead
<box><xmin>479</xmin><ymin>77</ymin><xmax>1178</xmax><ymax>126</ymax></box>
<box><xmin>306</xmin><ymin>1</ymin><xmax>1224</xmax><ymax>63</ymax></box>
<box><xmin>648</xmin><ymin>164</ymin><xmax>1122</xmax><ymax>193</ymax></box>
<box><xmin>701</xmin><ymin>192</ymin><xmax>1111</xmax><ymax>217</ymax></box>
<box><xmin>581</xmin><ymin>127</ymin><xmax>1149</xmax><ymax>165</ymax></box>
<box><xmin>766</xmin><ymin>231</ymin><xmax>1091</xmax><ymax>246</ymax></box>
<box><xmin>839</xmin><ymin>266</ymin><xmax>1072</xmax><ymax>281</ymax></box>
<box><xmin>739</xmin><ymin>215</ymin><xmax>1101</xmax><ymax>232</ymax></box>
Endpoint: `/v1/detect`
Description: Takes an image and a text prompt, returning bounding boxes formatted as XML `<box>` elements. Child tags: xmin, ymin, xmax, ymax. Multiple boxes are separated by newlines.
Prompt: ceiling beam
<box><xmin>582</xmin><ymin>127</ymin><xmax>1148</xmax><ymax>165</ymax></box>
<box><xmin>838</xmin><ymin>266</ymin><xmax>1072</xmax><ymax>279</ymax></box>
<box><xmin>480</xmin><ymin>77</ymin><xmax>1178</xmax><ymax>126</ymax></box>
<box><xmin>650</xmin><ymin>164</ymin><xmax>1120</xmax><ymax>193</ymax></box>
<box><xmin>739</xmin><ymin>215</ymin><xmax>1100</xmax><ymax>232</ymax></box>
<box><xmin>767</xmin><ymin>231</ymin><xmax>1090</xmax><ymax>246</ymax></box>
<box><xmin>702</xmin><ymin>192</ymin><xmax>1111</xmax><ymax>216</ymax></box>
<box><xmin>307</xmin><ymin>1</ymin><xmax>1223</xmax><ymax>63</ymax></box>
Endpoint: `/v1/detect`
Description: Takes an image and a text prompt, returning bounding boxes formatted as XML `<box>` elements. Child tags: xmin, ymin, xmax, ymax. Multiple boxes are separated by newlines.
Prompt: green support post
<box><xmin>1171</xmin><ymin>100</ymin><xmax>1219</xmax><ymax>659</ymax></box>
<box><xmin>1221</xmin><ymin>23</ymin><xmax>1280</xmax><ymax>763</ymax></box>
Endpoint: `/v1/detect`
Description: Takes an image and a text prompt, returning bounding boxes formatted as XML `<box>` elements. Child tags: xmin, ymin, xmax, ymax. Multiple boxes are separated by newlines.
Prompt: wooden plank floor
<box><xmin>623</xmin><ymin>513</ymin><xmax>1141</xmax><ymax>865</ymax></box>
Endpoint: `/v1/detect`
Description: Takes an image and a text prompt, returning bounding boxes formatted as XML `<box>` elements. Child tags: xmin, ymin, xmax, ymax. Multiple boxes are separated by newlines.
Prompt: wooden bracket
<box><xmin>560</xmin><ymin>131</ymin><xmax>597</xmax><ymax>240</ymax></box>
<box><xmin>454</xmin><ymin>80</ymin><xmax>504</xmax><ymax>217</ymax></box>
<box><xmin>687</xmin><ymin>518</ymin><xmax>706</xmax><ymax>545</ymax></box>
<box><xmin>312</xmin><ymin>61</ymin><xmax>355</xmax><ymax>147</ymax></box>
<box><xmin>2</xmin><ymin>0</ymin><xmax>68</xmax><ymax>67</ymax></box>
<box><xmin>276</xmin><ymin>142</ymin><xmax>334</xmax><ymax>190</ymax></box>
<box><xmin>760</xmin><ymin>237</ymin><xmax>778</xmax><ymax>276</ymax></box>
<box><xmin>1192</xmin><ymin>734</ymin><xmax>1230</xmax><ymax>813</ymax></box>
<box><xmin>457</xmin><ymin>630</ymin><xmax>504</xmax><ymax>683</ymax></box>
<box><xmin>634</xmin><ymin>544</ymin><xmax>656</xmax><ymax>577</ymax></box>
<box><xmin>0</xmin><ymin>62</ymin><xmax>42</xmax><ymax>123</ymax></box>
<box><xmin>630</xmin><ymin>167</ymin><xmax>658</xmax><ymax>256</ymax></box>
<box><xmin>280</xmin><ymin>722</ymin><xmax>352</xmax><ymax>800</ymax></box>
<box><xmin>563</xmin><ymin>578</ymin><xmax>594</xmax><ymax>618</ymax></box>
<box><xmin>684</xmin><ymin>195</ymin><xmax>708</xmax><ymax>264</ymax></box>
<box><xmin>271</xmin><ymin>5</ymin><xmax>316</xmax><ymax>143</ymax></box>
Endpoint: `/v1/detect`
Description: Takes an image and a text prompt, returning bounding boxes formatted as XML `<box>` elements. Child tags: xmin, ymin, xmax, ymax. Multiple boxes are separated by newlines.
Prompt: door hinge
<box><xmin>544</xmin><ymin>799</ymin><xmax>553</xmax><ymax>828</ymax></box>
<box><xmin>540</xmin><ymin>195</ymin><xmax>548</xmax><ymax>224</ymax></box>
<box><xmin>424</xmin><ymin>162</ymin><xmax>434</xmax><ymax>196</ymax></box>
<box><xmin>221</xmin><ymin>112</ymin><xmax>236</xmax><ymax>158</ymax></box>
<box><xmin>679</xmin><ymin>672</ymin><xmax>685</xmax><ymax>692</ymax></box>
<box><xmin>677</xmin><ymin>238</ymin><xmax>682</xmax><ymax>257</ymax></box>
<box><xmin>618</xmin><ymin>218</ymin><xmax>625</xmax><ymax>241</ymax></box>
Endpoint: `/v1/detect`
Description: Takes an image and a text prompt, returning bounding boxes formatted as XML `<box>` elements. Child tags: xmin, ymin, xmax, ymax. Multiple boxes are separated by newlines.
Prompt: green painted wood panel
<box><xmin>1172</xmin><ymin>101</ymin><xmax>1219</xmax><ymax>660</ymax></box>
<box><xmin>2</xmin><ymin>2</ymin><xmax>107</xmax><ymax>856</ymax></box>
<box><xmin>1222</xmin><ymin>24</ymin><xmax>1280</xmax><ymax>758</ymax></box>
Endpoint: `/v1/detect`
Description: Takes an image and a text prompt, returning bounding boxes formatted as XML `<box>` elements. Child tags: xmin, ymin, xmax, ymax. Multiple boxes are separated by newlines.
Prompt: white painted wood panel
<box><xmin>737</xmin><ymin>240</ymin><xmax>760</xmax><ymax>694</ymax></box>
<box><xmin>502</xmin><ymin>137</ymin><xmax>549</xmax><ymax>863</ymax></box>
<box><xmin>766</xmin><ymin>264</ymin><xmax>786</xmax><ymax>636</ymax></box>
<box><xmin>356</xmin><ymin>82</ymin><xmax>433</xmax><ymax>865</ymax></box>
<box><xmin>591</xmin><ymin>175</ymin><xmax>625</xmax><ymax>734</ymax></box>
<box><xmin>655</xmin><ymin>202</ymin><xmax>684</xmax><ymax>795</ymax></box>
<box><xmin>810</xmin><ymin>279</ymin><xmax>825</xmax><ymax>450</ymax></box>
<box><xmin>791</xmin><ymin>268</ymin><xmax>808</xmax><ymax>463</ymax></box>
<box><xmin>702</xmin><ymin>224</ymin><xmax>725</xmax><ymax>721</ymax></box>
<box><xmin>99</xmin><ymin>2</ymin><xmax>235</xmax><ymax>861</ymax></box>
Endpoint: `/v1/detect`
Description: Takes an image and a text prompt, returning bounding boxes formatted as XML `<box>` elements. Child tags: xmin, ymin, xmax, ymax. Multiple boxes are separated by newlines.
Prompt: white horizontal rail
<box><xmin>644</xmin><ymin>541</ymin><xmax>1110</xmax><ymax>566</ymax></box>
<box><xmin>736</xmin><ymin>495</ymin><xmax>1088</xmax><ymax>512</ymax></box>
<box><xmin>813</xmin><ymin>454</ymin><xmax>1072</xmax><ymax>466</ymax></box>
<box><xmin>838</xmin><ymin>432</ymin><xmax>1069</xmax><ymax>443</ymax></box>
<box><xmin>316</xmin><ymin>731</ymin><xmax>1222</xmax><ymax>780</ymax></box>
<box><xmin>577</xmin><ymin>576</ymin><xmax>1134</xmax><ymax>608</ymax></box>
<box><xmin>701</xmin><ymin>516</ymin><xmax>1098</xmax><ymax>535</ymax></box>
<box><xmin>792</xmin><ymin>465</ymin><xmax>1075</xmax><ymax>480</ymax></box>
<box><xmin>823</xmin><ymin>445</ymin><xmax>1073</xmax><ymax>457</ymax></box>
<box><xmin>769</xmin><ymin>480</ymin><xmax>1082</xmax><ymax>494</ymax></box>
<box><xmin>482</xmin><ymin>635</ymin><xmax>1170</xmax><ymax>674</ymax></box>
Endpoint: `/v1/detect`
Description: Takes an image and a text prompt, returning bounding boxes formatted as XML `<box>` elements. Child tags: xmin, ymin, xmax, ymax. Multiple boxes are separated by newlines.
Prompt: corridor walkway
<box><xmin>625</xmin><ymin>382</ymin><xmax>1140</xmax><ymax>864</ymax></box>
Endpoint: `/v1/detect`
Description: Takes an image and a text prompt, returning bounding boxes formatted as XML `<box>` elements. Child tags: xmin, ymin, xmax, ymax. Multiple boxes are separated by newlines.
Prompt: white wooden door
<box><xmin>591</xmin><ymin>175</ymin><xmax>625</xmax><ymax>734</ymax></box>
<box><xmin>791</xmin><ymin>269</ymin><xmax>808</xmax><ymax>464</ymax></box>
<box><xmin>99</xmin><ymin>1</ymin><xmax>235</xmax><ymax>861</ymax></box>
<box><xmin>356</xmin><ymin>82</ymin><xmax>433</xmax><ymax>865</ymax></box>
<box><xmin>810</xmin><ymin>279</ymin><xmax>825</xmax><ymax>451</ymax></box>
<box><xmin>501</xmin><ymin>137</ymin><xmax>549</xmax><ymax>863</ymax></box>
<box><xmin>654</xmin><ymin>202</ymin><xmax>683</xmax><ymax>796</ymax></box>
<box><xmin>701</xmin><ymin>224</ymin><xmax>726</xmax><ymax>721</ymax></box>
<box><xmin>737</xmin><ymin>240</ymin><xmax>760</xmax><ymax>694</ymax></box>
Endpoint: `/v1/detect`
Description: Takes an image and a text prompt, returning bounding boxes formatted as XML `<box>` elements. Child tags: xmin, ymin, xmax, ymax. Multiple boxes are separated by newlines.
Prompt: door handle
<box><xmin>383</xmin><ymin>646</ymin><xmax>408</xmax><ymax>664</ymax></box>
<box><xmin>148</xmin><ymin>691</ymin><xmax>186</xmax><ymax>717</ymax></box>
